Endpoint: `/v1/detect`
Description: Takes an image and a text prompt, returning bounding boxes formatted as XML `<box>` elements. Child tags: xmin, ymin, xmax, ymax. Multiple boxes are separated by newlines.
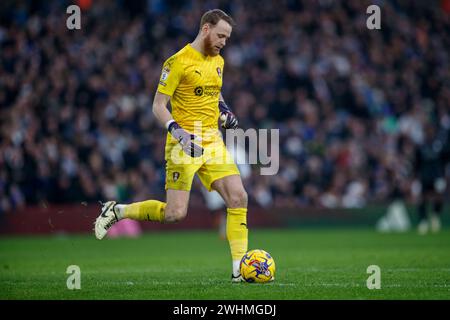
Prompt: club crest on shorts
<box><xmin>216</xmin><ymin>67</ymin><xmax>222</xmax><ymax>77</ymax></box>
<box><xmin>173</xmin><ymin>172</ymin><xmax>180</xmax><ymax>182</ymax></box>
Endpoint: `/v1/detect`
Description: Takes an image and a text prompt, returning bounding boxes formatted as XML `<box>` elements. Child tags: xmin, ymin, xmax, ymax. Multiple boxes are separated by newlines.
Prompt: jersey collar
<box><xmin>187</xmin><ymin>43</ymin><xmax>209</xmax><ymax>60</ymax></box>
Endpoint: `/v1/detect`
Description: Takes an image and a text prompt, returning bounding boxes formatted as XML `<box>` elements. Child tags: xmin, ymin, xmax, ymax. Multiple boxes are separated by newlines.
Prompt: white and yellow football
<box><xmin>240</xmin><ymin>249</ymin><xmax>275</xmax><ymax>283</ymax></box>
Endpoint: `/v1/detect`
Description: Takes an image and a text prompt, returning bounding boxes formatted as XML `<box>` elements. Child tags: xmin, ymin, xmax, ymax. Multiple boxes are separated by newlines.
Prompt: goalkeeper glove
<box><xmin>167</xmin><ymin>121</ymin><xmax>204</xmax><ymax>157</ymax></box>
<box><xmin>219</xmin><ymin>101</ymin><xmax>238</xmax><ymax>129</ymax></box>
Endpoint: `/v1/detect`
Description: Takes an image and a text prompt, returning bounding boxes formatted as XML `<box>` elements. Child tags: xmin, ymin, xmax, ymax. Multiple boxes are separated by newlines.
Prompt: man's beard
<box><xmin>204</xmin><ymin>34</ymin><xmax>218</xmax><ymax>56</ymax></box>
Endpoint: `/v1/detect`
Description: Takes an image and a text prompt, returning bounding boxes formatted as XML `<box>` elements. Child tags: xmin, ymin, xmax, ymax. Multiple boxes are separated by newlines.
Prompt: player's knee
<box><xmin>228</xmin><ymin>189</ymin><xmax>248</xmax><ymax>208</ymax></box>
<box><xmin>164</xmin><ymin>206</ymin><xmax>187</xmax><ymax>223</ymax></box>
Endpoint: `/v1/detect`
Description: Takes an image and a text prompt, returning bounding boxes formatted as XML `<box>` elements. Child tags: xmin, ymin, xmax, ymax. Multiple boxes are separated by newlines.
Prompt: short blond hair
<box><xmin>200</xmin><ymin>9</ymin><xmax>235</xmax><ymax>30</ymax></box>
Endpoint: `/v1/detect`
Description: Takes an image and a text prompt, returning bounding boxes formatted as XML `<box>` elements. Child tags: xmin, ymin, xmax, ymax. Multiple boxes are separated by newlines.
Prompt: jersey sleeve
<box><xmin>157</xmin><ymin>56</ymin><xmax>184</xmax><ymax>97</ymax></box>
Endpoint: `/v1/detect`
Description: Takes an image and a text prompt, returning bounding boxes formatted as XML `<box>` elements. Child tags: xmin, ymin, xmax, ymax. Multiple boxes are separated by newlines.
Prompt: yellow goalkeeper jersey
<box><xmin>157</xmin><ymin>44</ymin><xmax>224</xmax><ymax>137</ymax></box>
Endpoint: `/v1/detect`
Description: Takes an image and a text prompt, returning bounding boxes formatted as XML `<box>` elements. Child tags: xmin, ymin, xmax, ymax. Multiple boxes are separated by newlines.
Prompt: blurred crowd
<box><xmin>1</xmin><ymin>0</ymin><xmax>450</xmax><ymax>214</ymax></box>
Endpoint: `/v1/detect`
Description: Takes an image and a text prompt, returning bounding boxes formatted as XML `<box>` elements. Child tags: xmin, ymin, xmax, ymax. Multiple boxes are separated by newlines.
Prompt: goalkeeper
<box><xmin>94</xmin><ymin>9</ymin><xmax>248</xmax><ymax>282</ymax></box>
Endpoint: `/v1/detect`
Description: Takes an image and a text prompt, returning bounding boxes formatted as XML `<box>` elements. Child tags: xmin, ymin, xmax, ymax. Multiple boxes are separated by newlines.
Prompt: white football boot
<box><xmin>231</xmin><ymin>274</ymin><xmax>244</xmax><ymax>283</ymax></box>
<box><xmin>94</xmin><ymin>201</ymin><xmax>118</xmax><ymax>240</ymax></box>
<box><xmin>231</xmin><ymin>259</ymin><xmax>244</xmax><ymax>283</ymax></box>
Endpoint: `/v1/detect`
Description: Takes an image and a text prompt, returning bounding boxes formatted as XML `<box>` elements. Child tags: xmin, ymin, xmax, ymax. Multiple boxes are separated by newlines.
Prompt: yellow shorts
<box><xmin>164</xmin><ymin>132</ymin><xmax>240</xmax><ymax>192</ymax></box>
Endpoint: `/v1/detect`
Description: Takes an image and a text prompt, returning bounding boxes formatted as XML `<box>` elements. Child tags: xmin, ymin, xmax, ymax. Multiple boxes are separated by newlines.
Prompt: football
<box><xmin>240</xmin><ymin>249</ymin><xmax>276</xmax><ymax>283</ymax></box>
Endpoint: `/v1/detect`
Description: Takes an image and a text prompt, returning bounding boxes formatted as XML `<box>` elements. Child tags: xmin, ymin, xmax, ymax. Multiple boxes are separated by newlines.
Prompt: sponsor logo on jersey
<box><xmin>194</xmin><ymin>86</ymin><xmax>204</xmax><ymax>96</ymax></box>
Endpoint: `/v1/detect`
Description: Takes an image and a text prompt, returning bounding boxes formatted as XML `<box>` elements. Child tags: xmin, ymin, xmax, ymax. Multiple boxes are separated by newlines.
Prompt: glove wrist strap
<box><xmin>219</xmin><ymin>101</ymin><xmax>232</xmax><ymax>114</ymax></box>
<box><xmin>167</xmin><ymin>120</ymin><xmax>181</xmax><ymax>134</ymax></box>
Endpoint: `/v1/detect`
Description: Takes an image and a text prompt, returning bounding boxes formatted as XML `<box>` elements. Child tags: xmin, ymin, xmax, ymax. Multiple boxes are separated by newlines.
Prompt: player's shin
<box><xmin>226</xmin><ymin>207</ymin><xmax>248</xmax><ymax>277</ymax></box>
<box><xmin>119</xmin><ymin>200</ymin><xmax>166</xmax><ymax>222</ymax></box>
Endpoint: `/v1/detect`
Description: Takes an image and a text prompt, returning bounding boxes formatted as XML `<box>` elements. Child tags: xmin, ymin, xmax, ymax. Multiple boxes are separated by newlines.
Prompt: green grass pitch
<box><xmin>1</xmin><ymin>228</ymin><xmax>449</xmax><ymax>299</ymax></box>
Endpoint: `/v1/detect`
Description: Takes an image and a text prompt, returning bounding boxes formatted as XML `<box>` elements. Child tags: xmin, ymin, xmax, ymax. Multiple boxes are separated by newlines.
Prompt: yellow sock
<box><xmin>226</xmin><ymin>207</ymin><xmax>248</xmax><ymax>261</ymax></box>
<box><xmin>124</xmin><ymin>200</ymin><xmax>166</xmax><ymax>222</ymax></box>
